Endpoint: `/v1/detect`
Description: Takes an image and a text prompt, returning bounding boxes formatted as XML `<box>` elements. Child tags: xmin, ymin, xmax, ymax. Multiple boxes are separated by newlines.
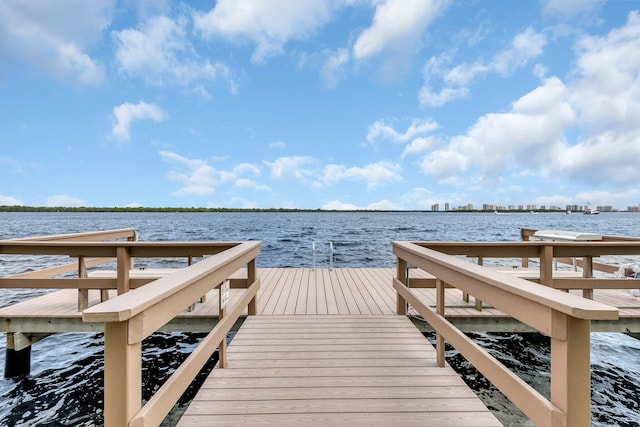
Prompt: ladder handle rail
<box><xmin>393</xmin><ymin>241</ymin><xmax>619</xmax><ymax>427</ymax></box>
<box><xmin>312</xmin><ymin>241</ymin><xmax>334</xmax><ymax>271</ymax></box>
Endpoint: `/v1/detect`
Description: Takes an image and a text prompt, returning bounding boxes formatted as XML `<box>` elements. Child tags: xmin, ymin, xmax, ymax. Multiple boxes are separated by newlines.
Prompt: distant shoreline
<box><xmin>0</xmin><ymin>206</ymin><xmax>629</xmax><ymax>213</ymax></box>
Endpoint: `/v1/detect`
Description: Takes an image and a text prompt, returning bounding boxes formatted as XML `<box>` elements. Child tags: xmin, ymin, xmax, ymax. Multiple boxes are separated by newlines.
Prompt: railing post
<box><xmin>117</xmin><ymin>246</ymin><xmax>131</xmax><ymax>295</ymax></box>
<box><xmin>436</xmin><ymin>278</ymin><xmax>445</xmax><ymax>367</ymax></box>
<box><xmin>218</xmin><ymin>280</ymin><xmax>229</xmax><ymax>368</ymax></box>
<box><xmin>582</xmin><ymin>256</ymin><xmax>594</xmax><ymax>299</ymax></box>
<box><xmin>396</xmin><ymin>257</ymin><xmax>407</xmax><ymax>315</ymax></box>
<box><xmin>540</xmin><ymin>244</ymin><xmax>554</xmax><ymax>288</ymax></box>
<box><xmin>248</xmin><ymin>259</ymin><xmax>257</xmax><ymax>315</ymax></box>
<box><xmin>474</xmin><ymin>257</ymin><xmax>483</xmax><ymax>311</ymax></box>
<box><xmin>104</xmin><ymin>321</ymin><xmax>141</xmax><ymax>427</ymax></box>
<box><xmin>551</xmin><ymin>311</ymin><xmax>591</xmax><ymax>427</ymax></box>
<box><xmin>521</xmin><ymin>229</ymin><xmax>531</xmax><ymax>267</ymax></box>
<box><xmin>78</xmin><ymin>256</ymin><xmax>89</xmax><ymax>311</ymax></box>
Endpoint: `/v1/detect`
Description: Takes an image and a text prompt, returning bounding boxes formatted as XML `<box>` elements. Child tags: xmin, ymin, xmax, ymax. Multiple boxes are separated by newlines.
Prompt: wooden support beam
<box><xmin>103</xmin><ymin>321</ymin><xmax>141</xmax><ymax>427</ymax></box>
<box><xmin>551</xmin><ymin>312</ymin><xmax>591</xmax><ymax>427</ymax></box>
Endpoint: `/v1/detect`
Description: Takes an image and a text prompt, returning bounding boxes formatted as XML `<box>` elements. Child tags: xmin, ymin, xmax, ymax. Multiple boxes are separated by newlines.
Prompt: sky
<box><xmin>1</xmin><ymin>0</ymin><xmax>640</xmax><ymax>210</ymax></box>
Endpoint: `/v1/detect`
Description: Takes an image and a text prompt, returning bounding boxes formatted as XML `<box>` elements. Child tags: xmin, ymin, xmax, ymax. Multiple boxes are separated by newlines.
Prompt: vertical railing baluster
<box><xmin>582</xmin><ymin>257</ymin><xmax>594</xmax><ymax>299</ymax></box>
<box><xmin>218</xmin><ymin>280</ymin><xmax>228</xmax><ymax>368</ymax></box>
<box><xmin>436</xmin><ymin>278</ymin><xmax>445</xmax><ymax>367</ymax></box>
<box><xmin>396</xmin><ymin>257</ymin><xmax>407</xmax><ymax>315</ymax></box>
<box><xmin>248</xmin><ymin>259</ymin><xmax>257</xmax><ymax>315</ymax></box>
<box><xmin>78</xmin><ymin>256</ymin><xmax>88</xmax><ymax>311</ymax></box>
<box><xmin>117</xmin><ymin>246</ymin><xmax>131</xmax><ymax>295</ymax></box>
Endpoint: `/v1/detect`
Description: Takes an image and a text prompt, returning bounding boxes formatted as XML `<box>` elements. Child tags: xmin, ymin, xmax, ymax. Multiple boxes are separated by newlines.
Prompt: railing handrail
<box><xmin>83</xmin><ymin>241</ymin><xmax>260</xmax><ymax>324</ymax></box>
<box><xmin>0</xmin><ymin>241</ymin><xmax>244</xmax><ymax>257</ymax></box>
<box><xmin>393</xmin><ymin>240</ymin><xmax>621</xmax><ymax>427</ymax></box>
<box><xmin>11</xmin><ymin>228</ymin><xmax>138</xmax><ymax>242</ymax></box>
<box><xmin>393</xmin><ymin>241</ymin><xmax>618</xmax><ymax>321</ymax></box>
<box><xmin>410</xmin><ymin>240</ymin><xmax>640</xmax><ymax>257</ymax></box>
<box><xmin>521</xmin><ymin>227</ymin><xmax>640</xmax><ymax>242</ymax></box>
<box><xmin>79</xmin><ymin>240</ymin><xmax>261</xmax><ymax>426</ymax></box>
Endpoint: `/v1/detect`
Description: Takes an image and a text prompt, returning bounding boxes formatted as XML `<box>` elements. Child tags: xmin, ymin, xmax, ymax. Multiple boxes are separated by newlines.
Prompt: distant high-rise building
<box><xmin>445</xmin><ymin>203</ymin><xmax>450</xmax><ymax>211</ymax></box>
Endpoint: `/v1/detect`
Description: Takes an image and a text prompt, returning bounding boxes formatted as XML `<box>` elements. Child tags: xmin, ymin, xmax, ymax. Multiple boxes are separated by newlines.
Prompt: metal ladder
<box><xmin>312</xmin><ymin>241</ymin><xmax>334</xmax><ymax>271</ymax></box>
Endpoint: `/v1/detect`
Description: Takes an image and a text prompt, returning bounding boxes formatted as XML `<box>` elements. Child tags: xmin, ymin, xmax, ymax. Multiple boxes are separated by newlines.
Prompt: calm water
<box><xmin>0</xmin><ymin>211</ymin><xmax>639</xmax><ymax>426</ymax></box>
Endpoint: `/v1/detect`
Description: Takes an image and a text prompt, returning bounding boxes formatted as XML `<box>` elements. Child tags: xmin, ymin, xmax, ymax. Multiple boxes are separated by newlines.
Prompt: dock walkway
<box><xmin>178</xmin><ymin>315</ymin><xmax>501</xmax><ymax>426</ymax></box>
<box><xmin>2</xmin><ymin>267</ymin><xmax>638</xmax><ymax>335</ymax></box>
<box><xmin>2</xmin><ymin>229</ymin><xmax>637</xmax><ymax>426</ymax></box>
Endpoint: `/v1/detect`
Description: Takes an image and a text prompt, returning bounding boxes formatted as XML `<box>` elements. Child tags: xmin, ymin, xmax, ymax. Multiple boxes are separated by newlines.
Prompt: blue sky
<box><xmin>1</xmin><ymin>0</ymin><xmax>639</xmax><ymax>210</ymax></box>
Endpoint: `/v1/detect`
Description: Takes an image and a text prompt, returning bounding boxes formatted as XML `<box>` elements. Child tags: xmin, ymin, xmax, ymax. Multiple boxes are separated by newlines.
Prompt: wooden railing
<box><xmin>2</xmin><ymin>229</ymin><xmax>138</xmax><ymax>310</ymax></box>
<box><xmin>393</xmin><ymin>241</ymin><xmax>619</xmax><ymax>427</ymax></box>
<box><xmin>1</xmin><ymin>231</ymin><xmax>260</xmax><ymax>425</ymax></box>
<box><xmin>520</xmin><ymin>227</ymin><xmax>640</xmax><ymax>278</ymax></box>
<box><xmin>0</xmin><ymin>236</ymin><xmax>245</xmax><ymax>309</ymax></box>
<box><xmin>82</xmin><ymin>240</ymin><xmax>260</xmax><ymax>427</ymax></box>
<box><xmin>407</xmin><ymin>240</ymin><xmax>640</xmax><ymax>296</ymax></box>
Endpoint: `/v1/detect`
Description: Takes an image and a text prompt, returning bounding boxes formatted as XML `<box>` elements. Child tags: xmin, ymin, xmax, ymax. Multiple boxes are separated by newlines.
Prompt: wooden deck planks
<box><xmin>178</xmin><ymin>315</ymin><xmax>502</xmax><ymax>427</ymax></box>
<box><xmin>2</xmin><ymin>267</ymin><xmax>639</xmax><ymax>333</ymax></box>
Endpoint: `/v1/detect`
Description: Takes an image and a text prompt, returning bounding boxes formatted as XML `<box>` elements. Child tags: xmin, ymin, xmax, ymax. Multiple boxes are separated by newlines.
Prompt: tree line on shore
<box><xmin>0</xmin><ymin>205</ymin><xmax>618</xmax><ymax>213</ymax></box>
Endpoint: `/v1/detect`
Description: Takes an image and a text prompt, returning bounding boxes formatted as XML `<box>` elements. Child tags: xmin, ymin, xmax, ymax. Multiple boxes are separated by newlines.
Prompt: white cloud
<box><xmin>160</xmin><ymin>151</ymin><xmax>218</xmax><ymax>196</ymax></box>
<box><xmin>558</xmin><ymin>131</ymin><xmax>640</xmax><ymax>187</ymax></box>
<box><xmin>112</xmin><ymin>101</ymin><xmax>168</xmax><ymax>141</ymax></box>
<box><xmin>235</xmin><ymin>178</ymin><xmax>270</xmax><ymax>191</ymax></box>
<box><xmin>320</xmin><ymin>48</ymin><xmax>350</xmax><ymax>89</ymax></box>
<box><xmin>555</xmin><ymin>11</ymin><xmax>640</xmax><ymax>187</ymax></box>
<box><xmin>367</xmin><ymin>118</ymin><xmax>438</xmax><ymax>144</ymax></box>
<box><xmin>420</xmin><ymin>77</ymin><xmax>576</xmax><ymax>181</ymax></box>
<box><xmin>570</xmin><ymin>11</ymin><xmax>640</xmax><ymax>134</ymax></box>
<box><xmin>45</xmin><ymin>194</ymin><xmax>88</xmax><ymax>207</ymax></box>
<box><xmin>419</xmin><ymin>148</ymin><xmax>469</xmax><ymax>181</ymax></box>
<box><xmin>160</xmin><ymin>152</ymin><xmax>269</xmax><ymax>196</ymax></box>
<box><xmin>194</xmin><ymin>0</ymin><xmax>336</xmax><ymax>63</ymax></box>
<box><xmin>269</xmin><ymin>141</ymin><xmax>286</xmax><ymax>149</ymax></box>
<box><xmin>219</xmin><ymin>163</ymin><xmax>270</xmax><ymax>191</ymax></box>
<box><xmin>114</xmin><ymin>15</ymin><xmax>234</xmax><ymax>95</ymax></box>
<box><xmin>401</xmin><ymin>136</ymin><xmax>439</xmax><ymax>159</ymax></box>
<box><xmin>264</xmin><ymin>156</ymin><xmax>316</xmax><ymax>180</ymax></box>
<box><xmin>0</xmin><ymin>195</ymin><xmax>23</xmax><ymax>206</ymax></box>
<box><xmin>320</xmin><ymin>161</ymin><xmax>402</xmax><ymax>190</ymax></box>
<box><xmin>541</xmin><ymin>0</ymin><xmax>604</xmax><ymax>19</ymax></box>
<box><xmin>420</xmin><ymin>28</ymin><xmax>547</xmax><ymax>107</ymax></box>
<box><xmin>327</xmin><ymin>188</ymin><xmax>439</xmax><ymax>211</ymax></box>
<box><xmin>418</xmin><ymin>85</ymin><xmax>469</xmax><ymax>108</ymax></box>
<box><xmin>321</xmin><ymin>200</ymin><xmax>362</xmax><ymax>210</ymax></box>
<box><xmin>417</xmin><ymin>11</ymin><xmax>640</xmax><ymax>194</ymax></box>
<box><xmin>219</xmin><ymin>197</ymin><xmax>260</xmax><ymax>209</ymax></box>
<box><xmin>353</xmin><ymin>0</ymin><xmax>448</xmax><ymax>61</ymax></box>
<box><xmin>0</xmin><ymin>0</ymin><xmax>111</xmax><ymax>85</ymax></box>
<box><xmin>320</xmin><ymin>198</ymin><xmax>399</xmax><ymax>210</ymax></box>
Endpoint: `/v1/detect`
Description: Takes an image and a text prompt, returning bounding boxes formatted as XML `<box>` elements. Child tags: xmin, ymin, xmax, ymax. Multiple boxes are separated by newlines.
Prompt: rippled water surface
<box><xmin>1</xmin><ymin>211</ymin><xmax>639</xmax><ymax>426</ymax></box>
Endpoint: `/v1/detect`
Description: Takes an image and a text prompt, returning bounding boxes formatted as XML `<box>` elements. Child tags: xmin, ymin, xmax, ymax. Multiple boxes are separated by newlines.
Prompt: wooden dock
<box><xmin>2</xmin><ymin>228</ymin><xmax>639</xmax><ymax>426</ymax></box>
<box><xmin>2</xmin><ymin>267</ymin><xmax>639</xmax><ymax>334</ymax></box>
<box><xmin>178</xmin><ymin>315</ymin><xmax>501</xmax><ymax>426</ymax></box>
